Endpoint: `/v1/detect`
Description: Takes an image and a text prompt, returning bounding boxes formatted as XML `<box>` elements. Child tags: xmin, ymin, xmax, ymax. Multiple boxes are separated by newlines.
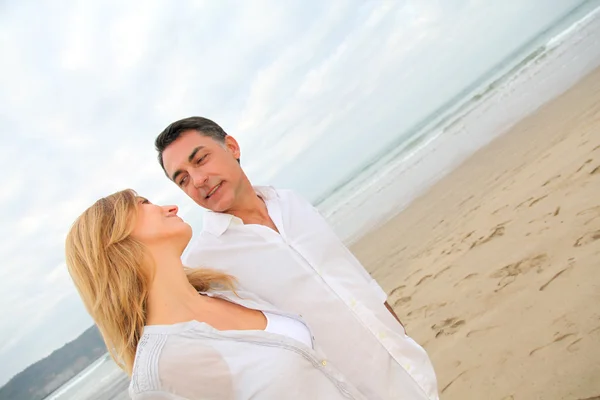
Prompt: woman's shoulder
<box><xmin>130</xmin><ymin>332</ymin><xmax>167</xmax><ymax>395</ymax></box>
<box><xmin>130</xmin><ymin>326</ymin><xmax>235</xmax><ymax>399</ymax></box>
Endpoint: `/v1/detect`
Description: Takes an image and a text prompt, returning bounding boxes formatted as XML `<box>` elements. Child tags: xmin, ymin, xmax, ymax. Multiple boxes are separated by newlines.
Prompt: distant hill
<box><xmin>0</xmin><ymin>325</ymin><xmax>107</xmax><ymax>400</ymax></box>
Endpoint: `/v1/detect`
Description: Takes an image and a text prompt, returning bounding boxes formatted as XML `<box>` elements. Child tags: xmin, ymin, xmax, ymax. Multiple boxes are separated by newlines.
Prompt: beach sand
<box><xmin>352</xmin><ymin>67</ymin><xmax>600</xmax><ymax>400</ymax></box>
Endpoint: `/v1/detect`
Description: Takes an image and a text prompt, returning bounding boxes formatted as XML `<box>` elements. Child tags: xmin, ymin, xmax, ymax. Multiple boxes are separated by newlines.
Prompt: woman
<box><xmin>65</xmin><ymin>189</ymin><xmax>368</xmax><ymax>400</ymax></box>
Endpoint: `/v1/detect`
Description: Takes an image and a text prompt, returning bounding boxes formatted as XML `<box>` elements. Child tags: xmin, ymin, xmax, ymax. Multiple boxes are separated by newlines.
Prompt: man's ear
<box><xmin>224</xmin><ymin>135</ymin><xmax>241</xmax><ymax>161</ymax></box>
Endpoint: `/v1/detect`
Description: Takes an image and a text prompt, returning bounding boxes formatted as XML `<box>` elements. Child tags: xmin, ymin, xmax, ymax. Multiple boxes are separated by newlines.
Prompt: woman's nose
<box><xmin>164</xmin><ymin>205</ymin><xmax>179</xmax><ymax>215</ymax></box>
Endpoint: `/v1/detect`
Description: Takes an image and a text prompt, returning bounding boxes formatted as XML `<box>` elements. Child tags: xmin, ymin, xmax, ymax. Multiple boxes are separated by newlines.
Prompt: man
<box><xmin>156</xmin><ymin>116</ymin><xmax>439</xmax><ymax>399</ymax></box>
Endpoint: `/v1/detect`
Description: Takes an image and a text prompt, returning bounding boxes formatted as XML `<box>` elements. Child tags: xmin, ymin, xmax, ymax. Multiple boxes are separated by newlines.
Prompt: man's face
<box><xmin>161</xmin><ymin>130</ymin><xmax>244</xmax><ymax>212</ymax></box>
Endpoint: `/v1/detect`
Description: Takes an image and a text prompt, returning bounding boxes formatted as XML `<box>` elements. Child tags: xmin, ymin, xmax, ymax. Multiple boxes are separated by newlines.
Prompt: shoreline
<box><xmin>326</xmin><ymin>4</ymin><xmax>600</xmax><ymax>245</ymax></box>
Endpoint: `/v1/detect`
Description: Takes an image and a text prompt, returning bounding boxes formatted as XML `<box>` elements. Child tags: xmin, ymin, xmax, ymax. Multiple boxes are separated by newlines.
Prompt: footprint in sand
<box><xmin>553</xmin><ymin>206</ymin><xmax>561</xmax><ymax>216</ymax></box>
<box><xmin>458</xmin><ymin>195</ymin><xmax>475</xmax><ymax>208</ymax></box>
<box><xmin>539</xmin><ymin>265</ymin><xmax>573</xmax><ymax>291</ymax></box>
<box><xmin>469</xmin><ymin>222</ymin><xmax>511</xmax><ymax>249</ymax></box>
<box><xmin>389</xmin><ymin>285</ymin><xmax>406</xmax><ymax>298</ymax></box>
<box><xmin>405</xmin><ymin>268</ymin><xmax>422</xmax><ymax>281</ymax></box>
<box><xmin>529</xmin><ymin>332</ymin><xmax>578</xmax><ymax>356</ymax></box>
<box><xmin>392</xmin><ymin>296</ymin><xmax>412</xmax><ymax>308</ymax></box>
<box><xmin>575</xmin><ymin>158</ymin><xmax>593</xmax><ymax>173</ymax></box>
<box><xmin>440</xmin><ymin>369</ymin><xmax>470</xmax><ymax>394</ymax></box>
<box><xmin>528</xmin><ymin>206</ymin><xmax>562</xmax><ymax>224</ymax></box>
<box><xmin>415</xmin><ymin>274</ymin><xmax>433</xmax><ymax>287</ymax></box>
<box><xmin>515</xmin><ymin>197</ymin><xmax>534</xmax><ymax>210</ymax></box>
<box><xmin>431</xmin><ymin>317</ymin><xmax>466</xmax><ymax>338</ymax></box>
<box><xmin>433</xmin><ymin>265</ymin><xmax>453</xmax><ymax>279</ymax></box>
<box><xmin>461</xmin><ymin>231</ymin><xmax>475</xmax><ymax>242</ymax></box>
<box><xmin>490</xmin><ymin>254</ymin><xmax>548</xmax><ymax>291</ymax></box>
<box><xmin>466</xmin><ymin>325</ymin><xmax>499</xmax><ymax>338</ymax></box>
<box><xmin>454</xmin><ymin>273</ymin><xmax>478</xmax><ymax>287</ymax></box>
<box><xmin>574</xmin><ymin>230</ymin><xmax>600</xmax><ymax>247</ymax></box>
<box><xmin>407</xmin><ymin>302</ymin><xmax>447</xmax><ymax>319</ymax></box>
<box><xmin>577</xmin><ymin>205</ymin><xmax>600</xmax><ymax>217</ymax></box>
<box><xmin>492</xmin><ymin>205</ymin><xmax>508</xmax><ymax>215</ymax></box>
<box><xmin>567</xmin><ymin>338</ymin><xmax>583</xmax><ymax>353</ymax></box>
<box><xmin>577</xmin><ymin>206</ymin><xmax>600</xmax><ymax>225</ymax></box>
<box><xmin>542</xmin><ymin>174</ymin><xmax>562</xmax><ymax>187</ymax></box>
<box><xmin>529</xmin><ymin>195</ymin><xmax>548</xmax><ymax>207</ymax></box>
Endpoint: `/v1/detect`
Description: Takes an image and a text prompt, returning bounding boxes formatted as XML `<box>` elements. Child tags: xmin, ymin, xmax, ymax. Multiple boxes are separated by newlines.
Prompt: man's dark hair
<box><xmin>155</xmin><ymin>116</ymin><xmax>235</xmax><ymax>172</ymax></box>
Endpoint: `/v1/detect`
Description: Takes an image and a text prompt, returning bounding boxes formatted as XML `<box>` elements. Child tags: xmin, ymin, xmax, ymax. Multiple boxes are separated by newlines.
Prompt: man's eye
<box><xmin>196</xmin><ymin>155</ymin><xmax>207</xmax><ymax>164</ymax></box>
<box><xmin>179</xmin><ymin>176</ymin><xmax>188</xmax><ymax>187</ymax></box>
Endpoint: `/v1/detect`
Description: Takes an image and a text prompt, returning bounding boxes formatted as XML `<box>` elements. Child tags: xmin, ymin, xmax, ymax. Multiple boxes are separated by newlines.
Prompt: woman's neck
<box><xmin>145</xmin><ymin>252</ymin><xmax>207</xmax><ymax>326</ymax></box>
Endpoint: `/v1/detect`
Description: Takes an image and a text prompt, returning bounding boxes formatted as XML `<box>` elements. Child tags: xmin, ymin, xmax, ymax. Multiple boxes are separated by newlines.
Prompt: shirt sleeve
<box><xmin>286</xmin><ymin>189</ymin><xmax>389</xmax><ymax>303</ymax></box>
<box><xmin>369</xmin><ymin>278</ymin><xmax>388</xmax><ymax>303</ymax></box>
<box><xmin>340</xmin><ymin>243</ymin><xmax>388</xmax><ymax>302</ymax></box>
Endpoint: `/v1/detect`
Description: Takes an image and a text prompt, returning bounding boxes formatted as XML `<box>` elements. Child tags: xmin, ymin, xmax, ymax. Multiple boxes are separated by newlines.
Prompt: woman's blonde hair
<box><xmin>64</xmin><ymin>189</ymin><xmax>235</xmax><ymax>375</ymax></box>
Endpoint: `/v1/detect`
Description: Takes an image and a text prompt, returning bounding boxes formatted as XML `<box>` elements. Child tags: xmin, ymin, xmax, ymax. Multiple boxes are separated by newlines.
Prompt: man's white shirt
<box><xmin>183</xmin><ymin>186</ymin><xmax>439</xmax><ymax>399</ymax></box>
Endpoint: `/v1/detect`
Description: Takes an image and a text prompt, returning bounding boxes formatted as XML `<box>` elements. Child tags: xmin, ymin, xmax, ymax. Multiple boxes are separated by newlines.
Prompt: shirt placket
<box><xmin>264</xmin><ymin>198</ymin><xmax>391</xmax><ymax>349</ymax></box>
<box><xmin>264</xmin><ymin>196</ymin><xmax>416</xmax><ymax>382</ymax></box>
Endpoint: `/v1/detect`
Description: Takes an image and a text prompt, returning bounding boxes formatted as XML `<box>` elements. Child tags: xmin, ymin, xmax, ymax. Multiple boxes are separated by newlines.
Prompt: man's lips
<box><xmin>205</xmin><ymin>182</ymin><xmax>222</xmax><ymax>199</ymax></box>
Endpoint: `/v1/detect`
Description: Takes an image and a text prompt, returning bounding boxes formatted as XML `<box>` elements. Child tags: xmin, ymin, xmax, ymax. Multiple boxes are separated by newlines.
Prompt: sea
<box><xmin>45</xmin><ymin>1</ymin><xmax>600</xmax><ymax>399</ymax></box>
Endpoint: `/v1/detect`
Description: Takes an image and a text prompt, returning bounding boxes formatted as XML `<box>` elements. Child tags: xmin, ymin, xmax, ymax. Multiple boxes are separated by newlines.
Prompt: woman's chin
<box><xmin>182</xmin><ymin>223</ymin><xmax>193</xmax><ymax>242</ymax></box>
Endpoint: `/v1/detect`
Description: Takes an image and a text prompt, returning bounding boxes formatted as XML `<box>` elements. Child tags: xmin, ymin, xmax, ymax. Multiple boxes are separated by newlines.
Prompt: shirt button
<box><xmin>321</xmin><ymin>360</ymin><xmax>327</xmax><ymax>366</ymax></box>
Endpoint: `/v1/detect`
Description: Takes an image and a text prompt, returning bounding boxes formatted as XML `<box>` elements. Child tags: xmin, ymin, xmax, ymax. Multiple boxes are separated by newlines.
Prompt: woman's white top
<box><xmin>129</xmin><ymin>290</ymin><xmax>431</xmax><ymax>400</ymax></box>
<box><xmin>262</xmin><ymin>311</ymin><xmax>313</xmax><ymax>348</ymax></box>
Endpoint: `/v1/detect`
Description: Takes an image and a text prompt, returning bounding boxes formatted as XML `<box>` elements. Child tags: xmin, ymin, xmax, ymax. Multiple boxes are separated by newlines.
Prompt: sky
<box><xmin>0</xmin><ymin>0</ymin><xmax>586</xmax><ymax>386</ymax></box>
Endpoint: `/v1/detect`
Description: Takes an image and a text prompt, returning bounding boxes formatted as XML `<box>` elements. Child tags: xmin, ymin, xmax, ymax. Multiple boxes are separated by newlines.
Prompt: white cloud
<box><xmin>59</xmin><ymin>2</ymin><xmax>97</xmax><ymax>71</ymax></box>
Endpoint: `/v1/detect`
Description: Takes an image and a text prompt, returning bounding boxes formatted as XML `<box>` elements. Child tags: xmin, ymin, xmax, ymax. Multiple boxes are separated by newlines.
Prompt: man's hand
<box><xmin>384</xmin><ymin>301</ymin><xmax>405</xmax><ymax>331</ymax></box>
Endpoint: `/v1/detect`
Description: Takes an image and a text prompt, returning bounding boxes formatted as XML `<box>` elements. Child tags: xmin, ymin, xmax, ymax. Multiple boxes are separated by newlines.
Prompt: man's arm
<box><xmin>286</xmin><ymin>190</ymin><xmax>407</xmax><ymax>331</ymax></box>
<box><xmin>385</xmin><ymin>301</ymin><xmax>405</xmax><ymax>329</ymax></box>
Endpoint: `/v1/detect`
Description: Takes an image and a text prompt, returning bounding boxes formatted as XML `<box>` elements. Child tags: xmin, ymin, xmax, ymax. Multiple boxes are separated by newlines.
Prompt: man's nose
<box><xmin>191</xmin><ymin>170</ymin><xmax>208</xmax><ymax>188</ymax></box>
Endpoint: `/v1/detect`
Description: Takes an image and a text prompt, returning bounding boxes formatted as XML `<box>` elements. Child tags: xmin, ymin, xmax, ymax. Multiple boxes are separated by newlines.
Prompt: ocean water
<box><xmin>45</xmin><ymin>2</ymin><xmax>600</xmax><ymax>399</ymax></box>
<box><xmin>44</xmin><ymin>354</ymin><xmax>128</xmax><ymax>400</ymax></box>
<box><xmin>318</xmin><ymin>1</ymin><xmax>600</xmax><ymax>244</ymax></box>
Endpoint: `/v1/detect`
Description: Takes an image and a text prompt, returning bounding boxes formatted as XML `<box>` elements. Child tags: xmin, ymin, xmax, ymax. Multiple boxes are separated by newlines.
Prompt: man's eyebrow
<box><xmin>188</xmin><ymin>146</ymin><xmax>204</xmax><ymax>162</ymax></box>
<box><xmin>171</xmin><ymin>169</ymin><xmax>183</xmax><ymax>183</ymax></box>
<box><xmin>170</xmin><ymin>146</ymin><xmax>205</xmax><ymax>182</ymax></box>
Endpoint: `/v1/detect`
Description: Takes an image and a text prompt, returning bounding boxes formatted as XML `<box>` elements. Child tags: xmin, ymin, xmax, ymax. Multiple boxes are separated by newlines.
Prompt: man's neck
<box><xmin>227</xmin><ymin>185</ymin><xmax>278</xmax><ymax>231</ymax></box>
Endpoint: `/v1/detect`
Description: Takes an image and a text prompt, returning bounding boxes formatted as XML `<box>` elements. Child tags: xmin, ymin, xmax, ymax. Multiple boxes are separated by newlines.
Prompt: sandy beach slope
<box><xmin>352</xmin><ymin>67</ymin><xmax>600</xmax><ymax>400</ymax></box>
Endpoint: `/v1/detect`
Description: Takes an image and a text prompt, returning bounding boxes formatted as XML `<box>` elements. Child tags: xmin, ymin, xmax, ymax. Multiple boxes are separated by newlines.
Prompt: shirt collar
<box><xmin>202</xmin><ymin>186</ymin><xmax>278</xmax><ymax>237</ymax></box>
<box><xmin>254</xmin><ymin>185</ymin><xmax>278</xmax><ymax>201</ymax></box>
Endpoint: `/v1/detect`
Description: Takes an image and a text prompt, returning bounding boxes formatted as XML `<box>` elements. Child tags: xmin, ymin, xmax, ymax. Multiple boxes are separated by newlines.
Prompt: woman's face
<box><xmin>130</xmin><ymin>197</ymin><xmax>192</xmax><ymax>250</ymax></box>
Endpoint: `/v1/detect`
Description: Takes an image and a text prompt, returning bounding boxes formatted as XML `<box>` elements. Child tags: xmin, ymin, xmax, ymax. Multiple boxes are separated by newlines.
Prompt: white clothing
<box><xmin>129</xmin><ymin>290</ymin><xmax>374</xmax><ymax>399</ymax></box>
<box><xmin>263</xmin><ymin>311</ymin><xmax>313</xmax><ymax>349</ymax></box>
<box><xmin>183</xmin><ymin>186</ymin><xmax>439</xmax><ymax>399</ymax></box>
